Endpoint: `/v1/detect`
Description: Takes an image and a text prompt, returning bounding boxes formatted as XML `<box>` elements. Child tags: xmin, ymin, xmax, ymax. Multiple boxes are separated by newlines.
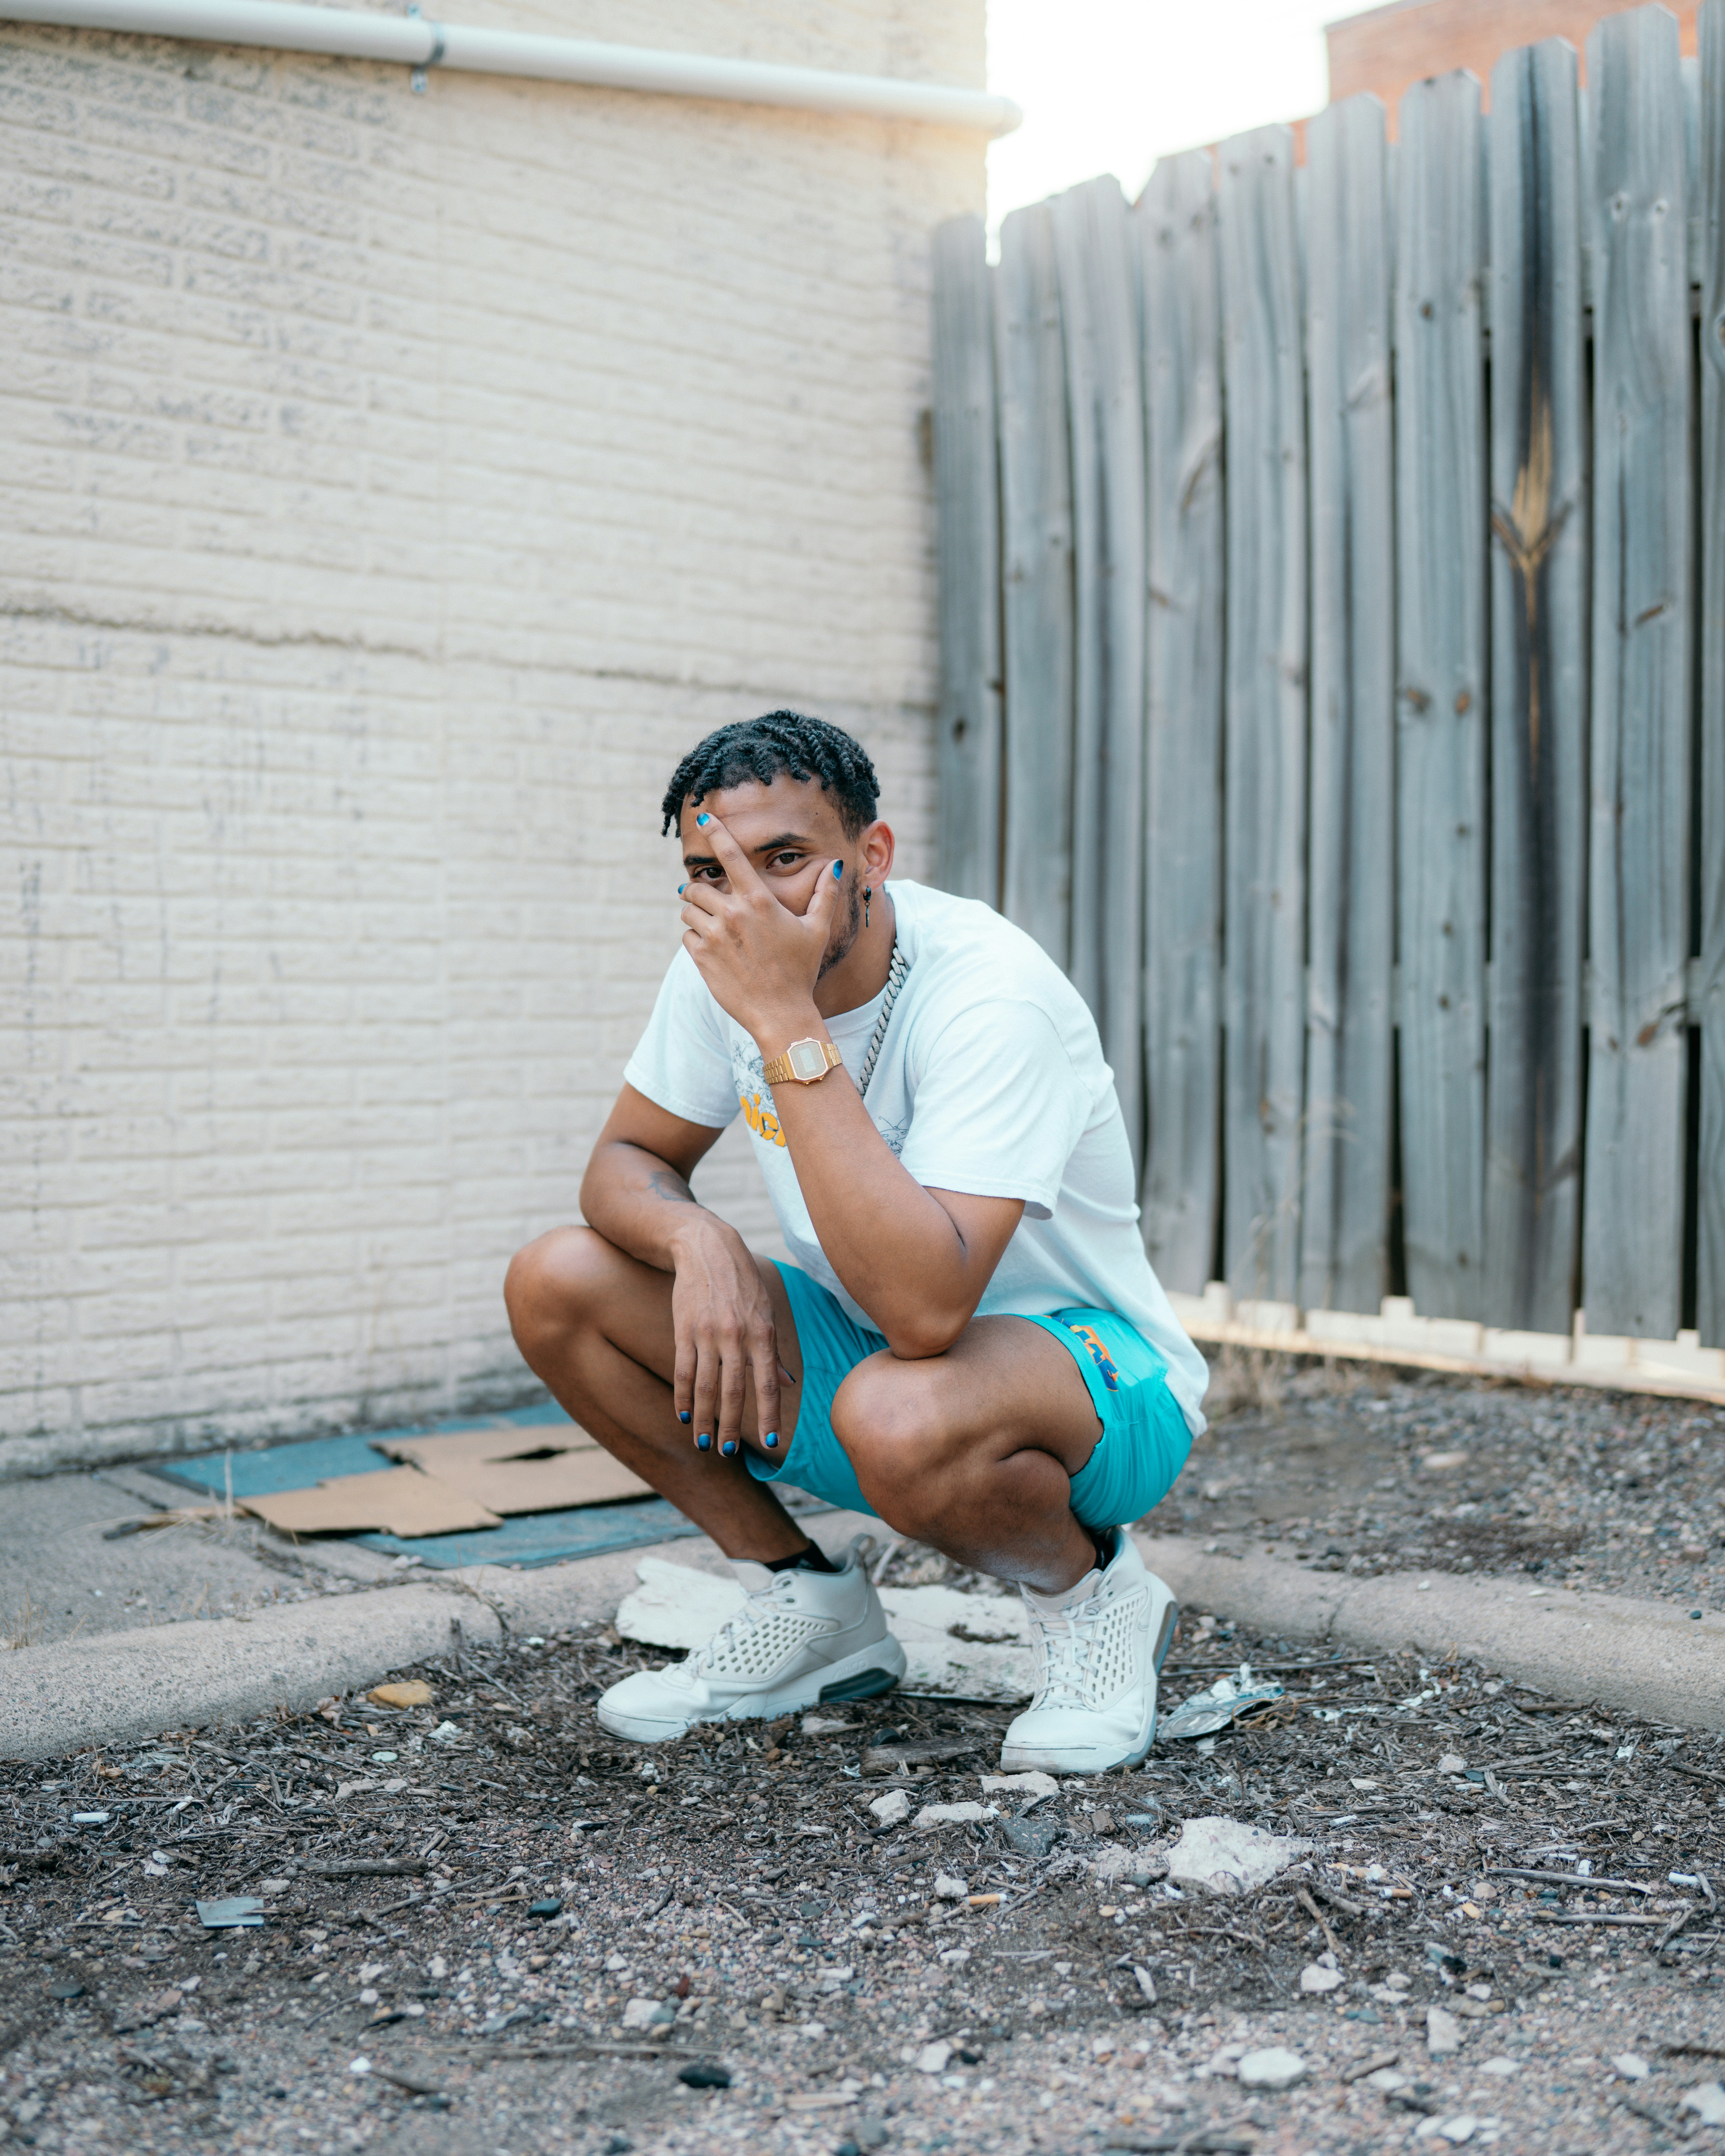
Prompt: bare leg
<box><xmin>503</xmin><ymin>1226</ymin><xmax>811</xmax><ymax>1564</ymax></box>
<box><xmin>832</xmin><ymin>1318</ymin><xmax>1103</xmax><ymax>1596</ymax></box>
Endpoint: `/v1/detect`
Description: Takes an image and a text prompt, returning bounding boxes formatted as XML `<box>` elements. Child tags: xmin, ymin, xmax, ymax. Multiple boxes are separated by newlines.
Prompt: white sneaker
<box><xmin>998</xmin><ymin>1531</ymin><xmax>1178</xmax><ymax>1774</ymax></box>
<box><xmin>595</xmin><ymin>1538</ymin><xmax>907</xmax><ymax>1744</ymax></box>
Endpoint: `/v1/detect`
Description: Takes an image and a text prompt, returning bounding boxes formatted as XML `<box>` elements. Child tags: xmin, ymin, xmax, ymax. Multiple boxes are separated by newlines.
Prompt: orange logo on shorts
<box><xmin>1068</xmin><ymin>1324</ymin><xmax>1120</xmax><ymax>1392</ymax></box>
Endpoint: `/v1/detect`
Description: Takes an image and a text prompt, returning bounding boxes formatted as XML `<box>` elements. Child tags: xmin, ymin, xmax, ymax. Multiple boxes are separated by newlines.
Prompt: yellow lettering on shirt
<box><xmin>740</xmin><ymin>1091</ymin><xmax>787</xmax><ymax>1149</ymax></box>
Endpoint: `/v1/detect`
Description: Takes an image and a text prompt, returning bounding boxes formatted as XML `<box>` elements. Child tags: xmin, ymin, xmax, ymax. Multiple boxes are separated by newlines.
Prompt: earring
<box><xmin>864</xmin><ymin>885</ymin><xmax>872</xmax><ymax>927</ymax></box>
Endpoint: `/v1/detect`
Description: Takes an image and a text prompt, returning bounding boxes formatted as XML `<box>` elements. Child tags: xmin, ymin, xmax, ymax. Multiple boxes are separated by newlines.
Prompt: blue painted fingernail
<box><xmin>832</xmin><ymin>859</ymin><xmax>842</xmax><ymax>878</ymax></box>
<box><xmin>719</xmin><ymin>1438</ymin><xmax>738</xmax><ymax>1457</ymax></box>
<box><xmin>696</xmin><ymin>812</ymin><xmax>711</xmax><ymax>827</ymax></box>
<box><xmin>763</xmin><ymin>1431</ymin><xmax>779</xmax><ymax>1449</ymax></box>
<box><xmin>677</xmin><ymin>1410</ymin><xmax>691</xmax><ymax>1424</ymax></box>
<box><xmin>696</xmin><ymin>1432</ymin><xmax>712</xmax><ymax>1451</ymax></box>
<box><xmin>677</xmin><ymin>883</ymin><xmax>685</xmax><ymax>895</ymax></box>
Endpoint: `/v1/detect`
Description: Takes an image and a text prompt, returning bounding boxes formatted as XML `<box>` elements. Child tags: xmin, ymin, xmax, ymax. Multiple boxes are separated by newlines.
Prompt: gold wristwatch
<box><xmin>762</xmin><ymin>1037</ymin><xmax>844</xmax><ymax>1086</ymax></box>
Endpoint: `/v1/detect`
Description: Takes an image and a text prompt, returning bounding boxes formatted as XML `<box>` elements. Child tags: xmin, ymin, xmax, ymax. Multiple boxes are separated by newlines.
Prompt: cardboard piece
<box><xmin>373</xmin><ymin>1423</ymin><xmax>598</xmax><ymax>1473</ymax></box>
<box><xmin>240</xmin><ymin>1468</ymin><xmax>502</xmax><ymax>1539</ymax></box>
<box><xmin>399</xmin><ymin>1449</ymin><xmax>654</xmax><ymax>1515</ymax></box>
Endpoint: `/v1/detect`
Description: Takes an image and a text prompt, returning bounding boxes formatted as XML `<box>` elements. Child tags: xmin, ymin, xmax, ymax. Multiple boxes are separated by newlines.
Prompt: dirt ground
<box><xmin>4</xmin><ymin>1359</ymin><xmax>1725</xmax><ymax>2156</ymax></box>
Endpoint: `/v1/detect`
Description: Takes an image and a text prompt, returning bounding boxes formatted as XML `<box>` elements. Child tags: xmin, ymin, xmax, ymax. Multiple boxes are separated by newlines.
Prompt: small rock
<box><xmin>428</xmin><ymin>1722</ymin><xmax>465</xmax><ymax>1746</ymax></box>
<box><xmin>801</xmin><ymin>1714</ymin><xmax>855</xmax><ymax>1735</ymax></box>
<box><xmin>868</xmin><ymin>1789</ymin><xmax>911</xmax><ymax>1829</ymax></box>
<box><xmin>1236</xmin><ymin>2046</ymin><xmax>1307</xmax><ymax>2091</ymax></box>
<box><xmin>677</xmin><ymin>2062</ymin><xmax>731</xmax><ymax>2089</ymax></box>
<box><xmin>528</xmin><ymin>1897</ymin><xmax>563</xmax><ymax>1919</ymax></box>
<box><xmin>854</xmin><ymin>2119</ymin><xmax>891</xmax><ymax>2151</ymax></box>
<box><xmin>1300</xmin><ymin>1954</ymin><xmax>1343</xmax><ymax>1993</ymax></box>
<box><xmin>1133</xmin><ymin>1964</ymin><xmax>1157</xmax><ymax>2003</ymax></box>
<box><xmin>916</xmin><ymin>2040</ymin><xmax>953</xmax><ymax>2075</ymax></box>
<box><xmin>1477</xmin><ymin>2057</ymin><xmax>1519</xmax><ymax>2077</ymax></box>
<box><xmin>621</xmin><ymin>1998</ymin><xmax>672</xmax><ymax>2030</ymax></box>
<box><xmin>980</xmin><ymin>1771</ymin><xmax>1058</xmax><ymax>1799</ymax></box>
<box><xmin>1002</xmin><ymin>1815</ymin><xmax>1059</xmax><ymax>1859</ymax></box>
<box><xmin>1611</xmin><ymin>2053</ymin><xmax>1649</xmax><ymax>2081</ymax></box>
<box><xmin>1683</xmin><ymin>2083</ymin><xmax>1725</xmax><ymax>2126</ymax></box>
<box><xmin>932</xmin><ymin>1873</ymin><xmax>968</xmax><ymax>1901</ymax></box>
<box><xmin>1415</xmin><ymin>2119</ymin><xmax>1477</xmax><ymax>2146</ymax></box>
<box><xmin>368</xmin><ymin>1681</ymin><xmax>435</xmax><ymax>1709</ymax></box>
<box><xmin>1437</xmin><ymin>1754</ymin><xmax>1467</xmax><ymax>1776</ymax></box>
<box><xmin>1426</xmin><ymin>2005</ymin><xmax>1463</xmax><ymax>2057</ymax></box>
<box><xmin>1166</xmin><ymin>1816</ymin><xmax>1311</xmax><ymax>1897</ymax></box>
<box><xmin>913</xmin><ymin>1802</ymin><xmax>996</xmax><ymax>1831</ymax></box>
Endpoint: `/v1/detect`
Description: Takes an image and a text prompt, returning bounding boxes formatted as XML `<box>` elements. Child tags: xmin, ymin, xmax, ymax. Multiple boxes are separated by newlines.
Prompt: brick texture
<box><xmin>1327</xmin><ymin>0</ymin><xmax>1699</xmax><ymax>126</ymax></box>
<box><xmin>0</xmin><ymin>1</ymin><xmax>980</xmax><ymax>1474</ymax></box>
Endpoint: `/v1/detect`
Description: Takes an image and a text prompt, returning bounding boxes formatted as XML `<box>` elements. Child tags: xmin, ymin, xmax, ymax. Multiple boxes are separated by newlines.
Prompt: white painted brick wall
<box><xmin>0</xmin><ymin>1</ymin><xmax>982</xmax><ymax>1475</ymax></box>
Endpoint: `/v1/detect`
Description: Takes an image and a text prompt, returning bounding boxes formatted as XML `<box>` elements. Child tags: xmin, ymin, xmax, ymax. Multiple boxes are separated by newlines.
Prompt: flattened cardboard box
<box><xmin>240</xmin><ymin>1467</ymin><xmax>502</xmax><ymax>1539</ymax></box>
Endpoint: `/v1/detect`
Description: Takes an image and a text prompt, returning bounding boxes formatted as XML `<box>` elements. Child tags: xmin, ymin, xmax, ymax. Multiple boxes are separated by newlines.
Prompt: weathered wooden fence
<box><xmin>931</xmin><ymin>0</ymin><xmax>1725</xmax><ymax>1373</ymax></box>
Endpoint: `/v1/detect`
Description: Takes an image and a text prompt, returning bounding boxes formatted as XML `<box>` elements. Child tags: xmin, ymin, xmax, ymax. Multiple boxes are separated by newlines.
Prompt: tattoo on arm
<box><xmin>645</xmin><ymin>1166</ymin><xmax>696</xmax><ymax>1208</ymax></box>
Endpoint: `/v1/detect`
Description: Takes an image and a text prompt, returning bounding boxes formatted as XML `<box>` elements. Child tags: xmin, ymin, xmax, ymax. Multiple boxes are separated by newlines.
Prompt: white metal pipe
<box><xmin>0</xmin><ymin>0</ymin><xmax>1022</xmax><ymax>133</ymax></box>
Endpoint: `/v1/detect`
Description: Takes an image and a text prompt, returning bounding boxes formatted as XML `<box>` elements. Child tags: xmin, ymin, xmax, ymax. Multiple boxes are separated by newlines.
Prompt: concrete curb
<box><xmin>0</xmin><ymin>1515</ymin><xmax>874</xmax><ymax>1763</ymax></box>
<box><xmin>1139</xmin><ymin>1534</ymin><xmax>1725</xmax><ymax>1731</ymax></box>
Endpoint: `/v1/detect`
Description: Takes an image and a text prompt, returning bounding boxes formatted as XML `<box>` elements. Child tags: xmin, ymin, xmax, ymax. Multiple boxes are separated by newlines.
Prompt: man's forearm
<box><xmin>756</xmin><ymin>1009</ymin><xmax>985</xmax><ymax>1357</ymax></box>
<box><xmin>580</xmin><ymin>1141</ymin><xmax>733</xmax><ymax>1272</ymax></box>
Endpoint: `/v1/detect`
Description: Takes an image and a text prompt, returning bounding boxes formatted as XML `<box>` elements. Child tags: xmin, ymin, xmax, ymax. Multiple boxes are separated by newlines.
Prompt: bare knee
<box><xmin>832</xmin><ymin>1358</ymin><xmax>952</xmax><ymax>1533</ymax></box>
<box><xmin>503</xmin><ymin>1225</ymin><xmax>621</xmax><ymax>1363</ymax></box>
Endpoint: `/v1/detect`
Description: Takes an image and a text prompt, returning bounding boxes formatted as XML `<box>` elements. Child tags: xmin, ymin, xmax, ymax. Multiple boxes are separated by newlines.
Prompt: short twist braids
<box><xmin>660</xmin><ymin>711</ymin><xmax>879</xmax><ymax>837</ymax></box>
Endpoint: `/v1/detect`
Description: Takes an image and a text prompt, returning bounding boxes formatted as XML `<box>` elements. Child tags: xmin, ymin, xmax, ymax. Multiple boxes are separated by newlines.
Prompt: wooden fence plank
<box><xmin>1394</xmin><ymin>71</ymin><xmax>1489</xmax><ymax>1321</ymax></box>
<box><xmin>1300</xmin><ymin>94</ymin><xmax>1396</xmax><ymax>1317</ymax></box>
<box><xmin>1582</xmin><ymin>4</ymin><xmax>1692</xmax><ymax>1340</ymax></box>
<box><xmin>1137</xmin><ymin>150</ymin><xmax>1224</xmax><ymax>1293</ymax></box>
<box><xmin>929</xmin><ymin>215</ymin><xmax>1002</xmax><ymax>906</ymax></box>
<box><xmin>1216</xmin><ymin>126</ymin><xmax>1307</xmax><ymax>1303</ymax></box>
<box><xmin>1053</xmin><ymin>177</ymin><xmax>1148</xmax><ymax>1164</ymax></box>
<box><xmin>1698</xmin><ymin>0</ymin><xmax>1725</xmax><ymax>1347</ymax></box>
<box><xmin>996</xmin><ymin>202</ymin><xmax>1076</xmax><ymax>969</ymax></box>
<box><xmin>1483</xmin><ymin>39</ymin><xmax>1588</xmax><ymax>1338</ymax></box>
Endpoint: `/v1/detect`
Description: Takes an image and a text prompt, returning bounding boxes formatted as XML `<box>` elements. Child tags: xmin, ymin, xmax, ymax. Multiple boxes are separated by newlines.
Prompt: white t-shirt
<box><xmin>622</xmin><ymin>877</ymin><xmax>1209</xmax><ymax>1436</ymax></box>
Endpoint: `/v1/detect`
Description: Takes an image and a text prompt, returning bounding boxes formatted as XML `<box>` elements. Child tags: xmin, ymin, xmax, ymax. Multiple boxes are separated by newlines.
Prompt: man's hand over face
<box><xmin>679</xmin><ymin>813</ymin><xmax>841</xmax><ymax>1046</ymax></box>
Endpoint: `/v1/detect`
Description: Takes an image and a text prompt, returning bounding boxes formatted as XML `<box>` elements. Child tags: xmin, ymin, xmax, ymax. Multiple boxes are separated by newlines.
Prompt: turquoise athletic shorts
<box><xmin>746</xmin><ymin>1262</ymin><xmax>1192</xmax><ymax>1530</ymax></box>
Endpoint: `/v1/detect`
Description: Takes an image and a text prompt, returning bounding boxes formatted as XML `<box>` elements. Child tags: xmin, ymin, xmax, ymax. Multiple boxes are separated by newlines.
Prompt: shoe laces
<box><xmin>1022</xmin><ymin>1582</ymin><xmax>1108</xmax><ymax>1709</ymax></box>
<box><xmin>690</xmin><ymin>1568</ymin><xmax>800</xmax><ymax>1676</ymax></box>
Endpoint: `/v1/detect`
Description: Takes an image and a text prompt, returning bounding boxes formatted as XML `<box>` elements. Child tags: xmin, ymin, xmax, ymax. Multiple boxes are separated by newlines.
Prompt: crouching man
<box><xmin>504</xmin><ymin>711</ymin><xmax>1207</xmax><ymax>1773</ymax></box>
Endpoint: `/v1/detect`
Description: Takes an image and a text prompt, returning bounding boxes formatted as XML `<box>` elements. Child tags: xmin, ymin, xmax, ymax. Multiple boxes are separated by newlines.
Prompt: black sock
<box><xmin>1090</xmin><ymin>1526</ymin><xmax>1116</xmax><ymax>1574</ymax></box>
<box><xmin>766</xmin><ymin>1542</ymin><xmax>838</xmax><ymax>1575</ymax></box>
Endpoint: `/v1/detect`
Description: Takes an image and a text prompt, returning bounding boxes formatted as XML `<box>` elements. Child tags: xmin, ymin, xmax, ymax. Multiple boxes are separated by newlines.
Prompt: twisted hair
<box><xmin>660</xmin><ymin>711</ymin><xmax>879</xmax><ymax>838</ymax></box>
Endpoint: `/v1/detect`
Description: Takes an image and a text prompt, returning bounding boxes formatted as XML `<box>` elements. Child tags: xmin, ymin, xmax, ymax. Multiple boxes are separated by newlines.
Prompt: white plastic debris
<box><xmin>980</xmin><ymin>1770</ymin><xmax>1059</xmax><ymax>1800</ymax></box>
<box><xmin>1683</xmin><ymin>2083</ymin><xmax>1725</xmax><ymax>2126</ymax></box>
<box><xmin>616</xmin><ymin>1560</ymin><xmax>745</xmax><ymax>1648</ymax></box>
<box><xmin>801</xmin><ymin>1714</ymin><xmax>855</xmax><ymax>1735</ymax></box>
<box><xmin>1165</xmin><ymin>1816</ymin><xmax>1312</xmax><ymax>1897</ymax></box>
<box><xmin>932</xmin><ymin>1873</ymin><xmax>969</xmax><ymax>1900</ymax></box>
<box><xmin>1612</xmin><ymin>2054</ymin><xmax>1650</xmax><ymax>2081</ymax></box>
<box><xmin>427</xmin><ymin>1722</ymin><xmax>465</xmax><ymax>1747</ymax></box>
<box><xmin>914</xmin><ymin>1802</ymin><xmax>997</xmax><ymax>1831</ymax></box>
<box><xmin>1237</xmin><ymin>2047</ymin><xmax>1306</xmax><ymax>2090</ymax></box>
<box><xmin>869</xmin><ymin>1789</ymin><xmax>912</xmax><ymax>1828</ymax></box>
<box><xmin>916</xmin><ymin>2040</ymin><xmax>953</xmax><ymax>2075</ymax></box>
<box><xmin>1159</xmin><ymin>1663</ymin><xmax>1285</xmax><ymax>1742</ymax></box>
<box><xmin>1427</xmin><ymin>2005</ymin><xmax>1463</xmax><ymax>2056</ymax></box>
<box><xmin>1300</xmin><ymin>1955</ymin><xmax>1344</xmax><ymax>1994</ymax></box>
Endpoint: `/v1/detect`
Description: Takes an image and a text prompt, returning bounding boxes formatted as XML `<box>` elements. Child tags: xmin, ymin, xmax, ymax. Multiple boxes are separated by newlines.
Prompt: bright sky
<box><xmin>987</xmin><ymin>0</ymin><xmax>1342</xmax><ymax>232</ymax></box>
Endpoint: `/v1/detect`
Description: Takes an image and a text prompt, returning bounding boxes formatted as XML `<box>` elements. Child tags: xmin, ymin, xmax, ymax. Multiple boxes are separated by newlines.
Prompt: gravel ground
<box><xmin>5</xmin><ymin>1358</ymin><xmax>1725</xmax><ymax>2156</ymax></box>
<box><xmin>1158</xmin><ymin>1353</ymin><xmax>1725</xmax><ymax>1610</ymax></box>
<box><xmin>5</xmin><ymin>1614</ymin><xmax>1725</xmax><ymax>2154</ymax></box>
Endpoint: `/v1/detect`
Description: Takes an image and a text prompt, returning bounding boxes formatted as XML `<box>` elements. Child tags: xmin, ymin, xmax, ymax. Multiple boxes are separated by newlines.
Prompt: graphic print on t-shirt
<box><xmin>729</xmin><ymin>1039</ymin><xmax>907</xmax><ymax>1158</ymax></box>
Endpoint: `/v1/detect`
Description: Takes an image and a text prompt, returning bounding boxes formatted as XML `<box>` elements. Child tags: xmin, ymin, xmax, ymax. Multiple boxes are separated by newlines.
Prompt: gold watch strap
<box><xmin>762</xmin><ymin>1038</ymin><xmax>844</xmax><ymax>1086</ymax></box>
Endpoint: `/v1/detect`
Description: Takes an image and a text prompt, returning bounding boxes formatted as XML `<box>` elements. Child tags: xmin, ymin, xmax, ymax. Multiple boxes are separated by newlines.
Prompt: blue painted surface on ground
<box><xmin>150</xmin><ymin>1403</ymin><xmax>704</xmax><ymax>1569</ymax></box>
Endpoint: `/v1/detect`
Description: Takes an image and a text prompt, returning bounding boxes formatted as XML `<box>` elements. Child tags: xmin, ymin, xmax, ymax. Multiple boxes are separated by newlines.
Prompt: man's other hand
<box><xmin>669</xmin><ymin>1212</ymin><xmax>785</xmax><ymax>1457</ymax></box>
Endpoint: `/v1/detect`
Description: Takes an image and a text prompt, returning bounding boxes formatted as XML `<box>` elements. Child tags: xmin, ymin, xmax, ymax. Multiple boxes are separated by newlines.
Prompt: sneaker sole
<box><xmin>594</xmin><ymin>1634</ymin><xmax>907</xmax><ymax>1745</ymax></box>
<box><xmin>997</xmin><ymin>1580</ymin><xmax>1180</xmax><ymax>1776</ymax></box>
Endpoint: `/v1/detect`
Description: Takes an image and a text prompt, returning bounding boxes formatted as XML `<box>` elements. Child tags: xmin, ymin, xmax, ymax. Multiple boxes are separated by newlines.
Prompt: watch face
<box><xmin>787</xmin><ymin>1039</ymin><xmax>827</xmax><ymax>1082</ymax></box>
